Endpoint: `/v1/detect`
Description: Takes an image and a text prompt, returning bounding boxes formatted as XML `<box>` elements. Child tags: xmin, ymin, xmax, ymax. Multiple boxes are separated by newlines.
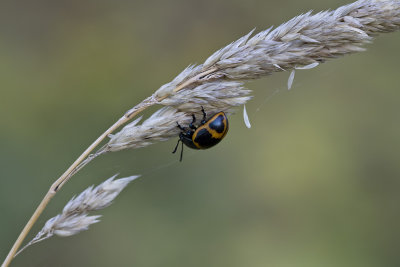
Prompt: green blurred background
<box><xmin>1</xmin><ymin>0</ymin><xmax>400</xmax><ymax>266</ymax></box>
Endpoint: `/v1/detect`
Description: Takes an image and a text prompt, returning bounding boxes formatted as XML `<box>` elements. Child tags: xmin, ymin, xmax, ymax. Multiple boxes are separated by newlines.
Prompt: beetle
<box><xmin>172</xmin><ymin>107</ymin><xmax>229</xmax><ymax>161</ymax></box>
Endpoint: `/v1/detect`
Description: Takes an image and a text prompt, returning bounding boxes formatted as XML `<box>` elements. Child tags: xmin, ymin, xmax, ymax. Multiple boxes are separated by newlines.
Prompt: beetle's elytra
<box><xmin>172</xmin><ymin>107</ymin><xmax>229</xmax><ymax>161</ymax></box>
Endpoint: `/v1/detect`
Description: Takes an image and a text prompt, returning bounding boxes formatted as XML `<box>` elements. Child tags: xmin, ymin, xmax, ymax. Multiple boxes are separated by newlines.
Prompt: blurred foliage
<box><xmin>1</xmin><ymin>0</ymin><xmax>400</xmax><ymax>266</ymax></box>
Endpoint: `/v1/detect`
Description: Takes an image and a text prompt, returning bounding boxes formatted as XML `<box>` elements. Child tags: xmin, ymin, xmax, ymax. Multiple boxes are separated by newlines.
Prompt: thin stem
<box><xmin>2</xmin><ymin>193</ymin><xmax>53</xmax><ymax>267</ymax></box>
<box><xmin>14</xmin><ymin>233</ymin><xmax>51</xmax><ymax>258</ymax></box>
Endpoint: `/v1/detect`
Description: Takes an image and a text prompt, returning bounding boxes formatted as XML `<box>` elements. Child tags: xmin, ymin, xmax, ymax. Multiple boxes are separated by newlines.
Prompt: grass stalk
<box><xmin>3</xmin><ymin>0</ymin><xmax>400</xmax><ymax>265</ymax></box>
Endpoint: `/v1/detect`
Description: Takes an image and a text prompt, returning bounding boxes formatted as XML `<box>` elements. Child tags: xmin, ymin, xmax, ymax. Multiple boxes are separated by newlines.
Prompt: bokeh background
<box><xmin>1</xmin><ymin>0</ymin><xmax>400</xmax><ymax>266</ymax></box>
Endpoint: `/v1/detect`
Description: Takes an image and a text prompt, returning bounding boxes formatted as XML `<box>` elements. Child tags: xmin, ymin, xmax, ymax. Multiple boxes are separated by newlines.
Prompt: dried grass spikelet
<box><xmin>107</xmin><ymin>81</ymin><xmax>251</xmax><ymax>152</ymax></box>
<box><xmin>16</xmin><ymin>175</ymin><xmax>139</xmax><ymax>256</ymax></box>
<box><xmin>104</xmin><ymin>0</ymin><xmax>400</xmax><ymax>153</ymax></box>
<box><xmin>155</xmin><ymin>0</ymin><xmax>400</xmax><ymax>99</ymax></box>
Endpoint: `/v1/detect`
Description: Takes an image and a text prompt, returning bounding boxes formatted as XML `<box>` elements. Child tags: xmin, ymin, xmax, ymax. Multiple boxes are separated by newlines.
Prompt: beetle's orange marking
<box><xmin>193</xmin><ymin>140</ymin><xmax>202</xmax><ymax>149</ymax></box>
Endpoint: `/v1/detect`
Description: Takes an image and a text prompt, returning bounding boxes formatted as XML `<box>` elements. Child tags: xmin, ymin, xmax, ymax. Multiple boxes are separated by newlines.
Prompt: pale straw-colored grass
<box><xmin>15</xmin><ymin>175</ymin><xmax>139</xmax><ymax>256</ymax></box>
<box><xmin>103</xmin><ymin>0</ymin><xmax>400</xmax><ymax>153</ymax></box>
<box><xmin>3</xmin><ymin>1</ymin><xmax>400</xmax><ymax>266</ymax></box>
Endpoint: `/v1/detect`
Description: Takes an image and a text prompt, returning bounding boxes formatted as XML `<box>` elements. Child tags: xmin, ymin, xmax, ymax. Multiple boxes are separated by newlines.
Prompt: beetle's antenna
<box><xmin>180</xmin><ymin>141</ymin><xmax>184</xmax><ymax>162</ymax></box>
<box><xmin>172</xmin><ymin>139</ymin><xmax>180</xmax><ymax>154</ymax></box>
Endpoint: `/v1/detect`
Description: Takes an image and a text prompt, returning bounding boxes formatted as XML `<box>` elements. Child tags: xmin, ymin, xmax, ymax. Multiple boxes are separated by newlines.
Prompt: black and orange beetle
<box><xmin>172</xmin><ymin>107</ymin><xmax>229</xmax><ymax>161</ymax></box>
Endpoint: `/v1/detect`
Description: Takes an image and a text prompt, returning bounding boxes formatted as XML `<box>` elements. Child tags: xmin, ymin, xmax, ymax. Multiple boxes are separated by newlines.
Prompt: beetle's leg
<box><xmin>176</xmin><ymin>122</ymin><xmax>185</xmax><ymax>131</ymax></box>
<box><xmin>179</xmin><ymin>140</ymin><xmax>184</xmax><ymax>162</ymax></box>
<box><xmin>172</xmin><ymin>139</ymin><xmax>181</xmax><ymax>154</ymax></box>
<box><xmin>189</xmin><ymin>114</ymin><xmax>197</xmax><ymax>130</ymax></box>
<box><xmin>200</xmin><ymin>106</ymin><xmax>207</xmax><ymax>125</ymax></box>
